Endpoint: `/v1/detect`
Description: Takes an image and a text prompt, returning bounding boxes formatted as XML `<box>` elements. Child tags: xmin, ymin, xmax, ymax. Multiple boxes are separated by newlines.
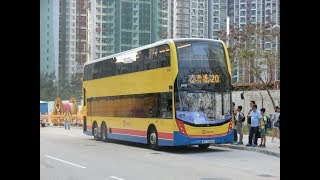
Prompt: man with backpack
<box><xmin>235</xmin><ymin>106</ymin><xmax>245</xmax><ymax>145</ymax></box>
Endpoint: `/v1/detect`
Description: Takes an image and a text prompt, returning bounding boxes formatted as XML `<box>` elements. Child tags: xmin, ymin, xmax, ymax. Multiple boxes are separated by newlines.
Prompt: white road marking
<box><xmin>110</xmin><ymin>176</ymin><xmax>125</xmax><ymax>180</ymax></box>
<box><xmin>44</xmin><ymin>155</ymin><xmax>87</xmax><ymax>169</ymax></box>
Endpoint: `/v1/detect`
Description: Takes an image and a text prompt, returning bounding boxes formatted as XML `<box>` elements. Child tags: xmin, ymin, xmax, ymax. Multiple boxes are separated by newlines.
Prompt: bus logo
<box><xmin>123</xmin><ymin>120</ymin><xmax>130</xmax><ymax>127</ymax></box>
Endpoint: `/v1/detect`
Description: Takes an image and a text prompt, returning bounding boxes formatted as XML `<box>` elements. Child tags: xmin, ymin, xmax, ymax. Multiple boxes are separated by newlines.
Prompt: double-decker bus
<box><xmin>82</xmin><ymin>38</ymin><xmax>234</xmax><ymax>150</ymax></box>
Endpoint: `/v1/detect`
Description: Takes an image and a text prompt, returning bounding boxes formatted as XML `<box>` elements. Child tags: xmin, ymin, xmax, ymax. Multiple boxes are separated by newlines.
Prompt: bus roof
<box><xmin>84</xmin><ymin>38</ymin><xmax>223</xmax><ymax>66</ymax></box>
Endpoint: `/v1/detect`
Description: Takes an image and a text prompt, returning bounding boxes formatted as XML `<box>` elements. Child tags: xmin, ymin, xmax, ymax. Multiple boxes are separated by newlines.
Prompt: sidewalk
<box><xmin>212</xmin><ymin>134</ymin><xmax>280</xmax><ymax>157</ymax></box>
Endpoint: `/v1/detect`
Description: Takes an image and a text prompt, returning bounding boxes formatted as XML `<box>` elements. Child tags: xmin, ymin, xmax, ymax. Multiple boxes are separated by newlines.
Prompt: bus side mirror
<box><xmin>241</xmin><ymin>93</ymin><xmax>244</xmax><ymax>99</ymax></box>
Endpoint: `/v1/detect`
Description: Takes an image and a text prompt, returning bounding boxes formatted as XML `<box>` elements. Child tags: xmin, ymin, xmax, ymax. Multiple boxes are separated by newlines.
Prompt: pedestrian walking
<box><xmin>40</xmin><ymin>112</ymin><xmax>42</xmax><ymax>128</ymax></box>
<box><xmin>64</xmin><ymin>111</ymin><xmax>71</xmax><ymax>130</ymax></box>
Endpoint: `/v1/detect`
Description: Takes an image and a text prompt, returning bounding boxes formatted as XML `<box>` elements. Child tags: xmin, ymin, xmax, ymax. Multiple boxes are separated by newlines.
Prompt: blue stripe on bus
<box><xmin>84</xmin><ymin>130</ymin><xmax>174</xmax><ymax>146</ymax></box>
<box><xmin>158</xmin><ymin>139</ymin><xmax>174</xmax><ymax>146</ymax></box>
<box><xmin>107</xmin><ymin>133</ymin><xmax>147</xmax><ymax>144</ymax></box>
<box><xmin>84</xmin><ymin>130</ymin><xmax>92</xmax><ymax>136</ymax></box>
<box><xmin>107</xmin><ymin>134</ymin><xmax>174</xmax><ymax>146</ymax></box>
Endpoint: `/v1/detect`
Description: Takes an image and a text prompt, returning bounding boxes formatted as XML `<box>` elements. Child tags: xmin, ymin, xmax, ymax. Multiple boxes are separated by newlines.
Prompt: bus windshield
<box><xmin>175</xmin><ymin>90</ymin><xmax>231</xmax><ymax>125</ymax></box>
<box><xmin>174</xmin><ymin>40</ymin><xmax>232</xmax><ymax>124</ymax></box>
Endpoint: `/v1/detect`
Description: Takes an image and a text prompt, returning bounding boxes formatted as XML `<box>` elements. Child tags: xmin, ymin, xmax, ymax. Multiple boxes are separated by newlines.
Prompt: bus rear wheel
<box><xmin>93</xmin><ymin>123</ymin><xmax>101</xmax><ymax>141</ymax></box>
<box><xmin>198</xmin><ymin>144</ymin><xmax>210</xmax><ymax>150</ymax></box>
<box><xmin>148</xmin><ymin>127</ymin><xmax>159</xmax><ymax>151</ymax></box>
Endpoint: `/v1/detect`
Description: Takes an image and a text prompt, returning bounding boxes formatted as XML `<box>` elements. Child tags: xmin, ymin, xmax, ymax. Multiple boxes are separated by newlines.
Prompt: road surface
<box><xmin>40</xmin><ymin>127</ymin><xmax>280</xmax><ymax>180</ymax></box>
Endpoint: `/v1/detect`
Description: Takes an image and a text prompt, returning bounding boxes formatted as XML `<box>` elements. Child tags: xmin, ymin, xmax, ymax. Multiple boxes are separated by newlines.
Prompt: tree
<box><xmin>55</xmin><ymin>74</ymin><xmax>82</xmax><ymax>102</ymax></box>
<box><xmin>219</xmin><ymin>22</ymin><xmax>280</xmax><ymax>109</ymax></box>
<box><xmin>40</xmin><ymin>72</ymin><xmax>56</xmax><ymax>101</ymax></box>
<box><xmin>69</xmin><ymin>75</ymin><xmax>82</xmax><ymax>100</ymax></box>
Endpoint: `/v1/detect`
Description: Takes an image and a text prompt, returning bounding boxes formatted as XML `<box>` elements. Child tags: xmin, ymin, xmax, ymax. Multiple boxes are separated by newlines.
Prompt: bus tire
<box><xmin>198</xmin><ymin>144</ymin><xmax>210</xmax><ymax>150</ymax></box>
<box><xmin>148</xmin><ymin>126</ymin><xmax>159</xmax><ymax>151</ymax></box>
<box><xmin>93</xmin><ymin>122</ymin><xmax>101</xmax><ymax>141</ymax></box>
<box><xmin>101</xmin><ymin>122</ymin><xmax>108</xmax><ymax>142</ymax></box>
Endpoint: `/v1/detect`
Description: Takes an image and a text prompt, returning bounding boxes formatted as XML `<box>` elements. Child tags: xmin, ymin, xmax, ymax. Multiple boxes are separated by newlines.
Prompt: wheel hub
<box><xmin>102</xmin><ymin>128</ymin><xmax>106</xmax><ymax>139</ymax></box>
<box><xmin>94</xmin><ymin>127</ymin><xmax>98</xmax><ymax>137</ymax></box>
<box><xmin>150</xmin><ymin>132</ymin><xmax>157</xmax><ymax>144</ymax></box>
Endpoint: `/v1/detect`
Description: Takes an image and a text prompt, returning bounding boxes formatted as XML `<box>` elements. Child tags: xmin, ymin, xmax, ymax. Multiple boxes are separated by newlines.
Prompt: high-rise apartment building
<box><xmin>173</xmin><ymin>0</ymin><xmax>191</xmax><ymax>38</ymax></box>
<box><xmin>59</xmin><ymin>0</ymin><xmax>77</xmax><ymax>81</ymax></box>
<box><xmin>155</xmin><ymin>0</ymin><xmax>172</xmax><ymax>39</ymax></box>
<box><xmin>87</xmin><ymin>0</ymin><xmax>166</xmax><ymax>61</ymax></box>
<box><xmin>173</xmin><ymin>0</ymin><xmax>207</xmax><ymax>38</ymax></box>
<box><xmin>171</xmin><ymin>0</ymin><xmax>227</xmax><ymax>39</ymax></box>
<box><xmin>209</xmin><ymin>0</ymin><xmax>228</xmax><ymax>39</ymax></box>
<box><xmin>75</xmin><ymin>0</ymin><xmax>87</xmax><ymax>81</ymax></box>
<box><xmin>228</xmin><ymin>0</ymin><xmax>280</xmax><ymax>84</ymax></box>
<box><xmin>59</xmin><ymin>0</ymin><xmax>87</xmax><ymax>81</ymax></box>
<box><xmin>40</xmin><ymin>0</ymin><xmax>59</xmax><ymax>79</ymax></box>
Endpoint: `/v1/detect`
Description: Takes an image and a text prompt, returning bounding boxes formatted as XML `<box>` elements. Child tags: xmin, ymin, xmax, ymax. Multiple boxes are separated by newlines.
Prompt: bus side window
<box><xmin>149</xmin><ymin>47</ymin><xmax>158</xmax><ymax>69</ymax></box>
<box><xmin>116</xmin><ymin>62</ymin><xmax>124</xmax><ymax>75</ymax></box>
<box><xmin>140</xmin><ymin>49</ymin><xmax>150</xmax><ymax>70</ymax></box>
<box><xmin>136</xmin><ymin>50</ymin><xmax>147</xmax><ymax>71</ymax></box>
<box><xmin>160</xmin><ymin>93</ymin><xmax>172</xmax><ymax>118</ymax></box>
<box><xmin>92</xmin><ymin>63</ymin><xmax>99</xmax><ymax>79</ymax></box>
<box><xmin>158</xmin><ymin>45</ymin><xmax>170</xmax><ymax>67</ymax></box>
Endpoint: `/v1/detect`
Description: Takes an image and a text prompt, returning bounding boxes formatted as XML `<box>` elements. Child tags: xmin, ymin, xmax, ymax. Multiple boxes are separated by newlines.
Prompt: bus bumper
<box><xmin>172</xmin><ymin>130</ymin><xmax>234</xmax><ymax>146</ymax></box>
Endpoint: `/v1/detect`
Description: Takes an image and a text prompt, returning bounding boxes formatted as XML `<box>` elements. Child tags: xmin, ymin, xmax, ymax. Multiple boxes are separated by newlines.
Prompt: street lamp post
<box><xmin>272</xmin><ymin>24</ymin><xmax>280</xmax><ymax>51</ymax></box>
<box><xmin>272</xmin><ymin>24</ymin><xmax>280</xmax><ymax>84</ymax></box>
<box><xmin>272</xmin><ymin>24</ymin><xmax>280</xmax><ymax>31</ymax></box>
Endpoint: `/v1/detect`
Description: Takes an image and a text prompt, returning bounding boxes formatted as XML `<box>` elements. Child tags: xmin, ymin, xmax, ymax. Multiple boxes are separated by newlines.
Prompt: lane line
<box><xmin>44</xmin><ymin>155</ymin><xmax>87</xmax><ymax>169</ymax></box>
<box><xmin>110</xmin><ymin>176</ymin><xmax>125</xmax><ymax>180</ymax></box>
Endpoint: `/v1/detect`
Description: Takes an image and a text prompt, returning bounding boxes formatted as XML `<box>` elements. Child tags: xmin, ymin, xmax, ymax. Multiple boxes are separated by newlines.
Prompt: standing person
<box><xmin>278</xmin><ymin>115</ymin><xmax>280</xmax><ymax>148</ymax></box>
<box><xmin>45</xmin><ymin>112</ymin><xmax>49</xmax><ymax>126</ymax></box>
<box><xmin>40</xmin><ymin>112</ymin><xmax>42</xmax><ymax>128</ymax></box>
<box><xmin>272</xmin><ymin>106</ymin><xmax>280</xmax><ymax>142</ymax></box>
<box><xmin>64</xmin><ymin>111</ymin><xmax>71</xmax><ymax>130</ymax></box>
<box><xmin>259</xmin><ymin>108</ymin><xmax>267</xmax><ymax>148</ymax></box>
<box><xmin>246</xmin><ymin>104</ymin><xmax>262</xmax><ymax>147</ymax></box>
<box><xmin>235</xmin><ymin>106</ymin><xmax>244</xmax><ymax>145</ymax></box>
<box><xmin>232</xmin><ymin>102</ymin><xmax>237</xmax><ymax>143</ymax></box>
<box><xmin>246</xmin><ymin>101</ymin><xmax>256</xmax><ymax>132</ymax></box>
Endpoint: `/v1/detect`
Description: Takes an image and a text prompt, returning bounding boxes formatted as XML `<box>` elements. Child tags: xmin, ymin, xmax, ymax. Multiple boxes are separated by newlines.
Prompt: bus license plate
<box><xmin>202</xmin><ymin>140</ymin><xmax>214</xmax><ymax>144</ymax></box>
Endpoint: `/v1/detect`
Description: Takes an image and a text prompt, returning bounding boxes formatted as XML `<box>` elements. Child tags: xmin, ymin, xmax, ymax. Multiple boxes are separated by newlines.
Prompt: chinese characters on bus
<box><xmin>188</xmin><ymin>74</ymin><xmax>220</xmax><ymax>84</ymax></box>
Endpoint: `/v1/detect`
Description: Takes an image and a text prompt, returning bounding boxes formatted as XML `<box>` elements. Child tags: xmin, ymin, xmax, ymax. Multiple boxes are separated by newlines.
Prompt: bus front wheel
<box><xmin>148</xmin><ymin>127</ymin><xmax>159</xmax><ymax>151</ymax></box>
